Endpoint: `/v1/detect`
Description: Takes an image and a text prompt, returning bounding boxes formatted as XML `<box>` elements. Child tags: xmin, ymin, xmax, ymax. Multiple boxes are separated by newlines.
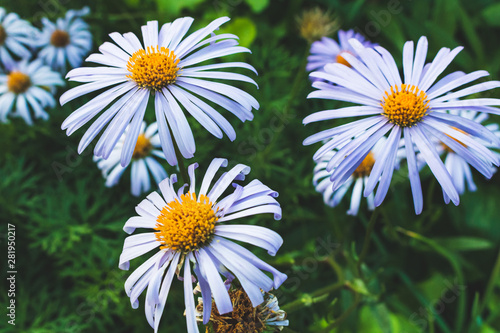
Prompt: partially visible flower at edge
<box><xmin>0</xmin><ymin>7</ymin><xmax>38</xmax><ymax>67</ymax></box>
<box><xmin>0</xmin><ymin>59</ymin><xmax>63</xmax><ymax>125</ymax></box>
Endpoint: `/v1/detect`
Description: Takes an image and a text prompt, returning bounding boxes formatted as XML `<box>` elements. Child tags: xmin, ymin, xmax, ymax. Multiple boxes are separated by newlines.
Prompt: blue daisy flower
<box><xmin>304</xmin><ymin>36</ymin><xmax>500</xmax><ymax>214</ymax></box>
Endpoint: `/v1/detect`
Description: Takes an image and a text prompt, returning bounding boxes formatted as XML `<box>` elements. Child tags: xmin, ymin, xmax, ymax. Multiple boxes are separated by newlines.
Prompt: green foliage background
<box><xmin>1</xmin><ymin>0</ymin><xmax>500</xmax><ymax>332</ymax></box>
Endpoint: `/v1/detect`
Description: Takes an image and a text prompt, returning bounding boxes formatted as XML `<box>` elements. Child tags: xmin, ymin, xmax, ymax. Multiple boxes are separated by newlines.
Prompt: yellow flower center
<box><xmin>441</xmin><ymin>127</ymin><xmax>468</xmax><ymax>153</ymax></box>
<box><xmin>382</xmin><ymin>84</ymin><xmax>430</xmax><ymax>127</ymax></box>
<box><xmin>126</xmin><ymin>46</ymin><xmax>180</xmax><ymax>91</ymax></box>
<box><xmin>7</xmin><ymin>71</ymin><xmax>31</xmax><ymax>94</ymax></box>
<box><xmin>50</xmin><ymin>29</ymin><xmax>70</xmax><ymax>47</ymax></box>
<box><xmin>132</xmin><ymin>134</ymin><xmax>152</xmax><ymax>160</ymax></box>
<box><xmin>352</xmin><ymin>152</ymin><xmax>375</xmax><ymax>178</ymax></box>
<box><xmin>0</xmin><ymin>24</ymin><xmax>6</xmax><ymax>45</ymax></box>
<box><xmin>155</xmin><ymin>192</ymin><xmax>218</xmax><ymax>253</ymax></box>
<box><xmin>336</xmin><ymin>51</ymin><xmax>352</xmax><ymax>67</ymax></box>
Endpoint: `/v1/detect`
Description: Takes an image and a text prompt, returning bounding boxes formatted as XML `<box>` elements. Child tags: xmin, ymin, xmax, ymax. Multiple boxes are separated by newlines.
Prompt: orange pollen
<box><xmin>7</xmin><ymin>71</ymin><xmax>31</xmax><ymax>94</ymax></box>
<box><xmin>336</xmin><ymin>51</ymin><xmax>352</xmax><ymax>67</ymax></box>
<box><xmin>155</xmin><ymin>192</ymin><xmax>218</xmax><ymax>253</ymax></box>
<box><xmin>442</xmin><ymin>127</ymin><xmax>468</xmax><ymax>153</ymax></box>
<box><xmin>0</xmin><ymin>24</ymin><xmax>6</xmax><ymax>45</ymax></box>
<box><xmin>382</xmin><ymin>84</ymin><xmax>430</xmax><ymax>127</ymax></box>
<box><xmin>127</xmin><ymin>46</ymin><xmax>180</xmax><ymax>91</ymax></box>
<box><xmin>50</xmin><ymin>29</ymin><xmax>70</xmax><ymax>47</ymax></box>
<box><xmin>132</xmin><ymin>134</ymin><xmax>152</xmax><ymax>160</ymax></box>
<box><xmin>353</xmin><ymin>152</ymin><xmax>376</xmax><ymax>178</ymax></box>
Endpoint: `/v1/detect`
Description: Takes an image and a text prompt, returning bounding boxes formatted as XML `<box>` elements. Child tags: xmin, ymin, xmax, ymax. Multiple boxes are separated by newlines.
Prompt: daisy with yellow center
<box><xmin>37</xmin><ymin>7</ymin><xmax>92</xmax><ymax>73</ymax></box>
<box><xmin>60</xmin><ymin>17</ymin><xmax>259</xmax><ymax>169</ymax></box>
<box><xmin>0</xmin><ymin>60</ymin><xmax>63</xmax><ymax>125</ymax></box>
<box><xmin>305</xmin><ymin>36</ymin><xmax>500</xmax><ymax>214</ymax></box>
<box><xmin>313</xmin><ymin>137</ymin><xmax>401</xmax><ymax>215</ymax></box>
<box><xmin>418</xmin><ymin>109</ymin><xmax>500</xmax><ymax>204</ymax></box>
<box><xmin>0</xmin><ymin>8</ymin><xmax>37</xmax><ymax>66</ymax></box>
<box><xmin>119</xmin><ymin>159</ymin><xmax>286</xmax><ymax>333</ymax></box>
<box><xmin>306</xmin><ymin>29</ymin><xmax>376</xmax><ymax>73</ymax></box>
<box><xmin>94</xmin><ymin>121</ymin><xmax>168</xmax><ymax>197</ymax></box>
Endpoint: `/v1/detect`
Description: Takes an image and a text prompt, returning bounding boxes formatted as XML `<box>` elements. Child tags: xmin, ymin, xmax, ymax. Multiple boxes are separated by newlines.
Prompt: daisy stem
<box><xmin>281</xmin><ymin>280</ymin><xmax>345</xmax><ymax>313</ymax></box>
<box><xmin>356</xmin><ymin>209</ymin><xmax>379</xmax><ymax>277</ymax></box>
<box><xmin>479</xmin><ymin>248</ymin><xmax>500</xmax><ymax>314</ymax></box>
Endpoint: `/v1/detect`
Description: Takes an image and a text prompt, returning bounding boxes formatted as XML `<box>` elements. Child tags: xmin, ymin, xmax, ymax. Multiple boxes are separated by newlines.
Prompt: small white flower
<box><xmin>0</xmin><ymin>59</ymin><xmax>63</xmax><ymax>125</ymax></box>
<box><xmin>94</xmin><ymin>121</ymin><xmax>168</xmax><ymax>196</ymax></box>
<box><xmin>37</xmin><ymin>7</ymin><xmax>92</xmax><ymax>74</ymax></box>
<box><xmin>0</xmin><ymin>8</ymin><xmax>38</xmax><ymax>67</ymax></box>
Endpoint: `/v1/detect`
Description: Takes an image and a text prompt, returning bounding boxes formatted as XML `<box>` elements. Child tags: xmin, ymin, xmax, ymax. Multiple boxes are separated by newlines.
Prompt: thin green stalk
<box><xmin>480</xmin><ymin>248</ymin><xmax>500</xmax><ymax>314</ymax></box>
<box><xmin>282</xmin><ymin>281</ymin><xmax>345</xmax><ymax>313</ymax></box>
<box><xmin>397</xmin><ymin>227</ymin><xmax>465</xmax><ymax>332</ymax></box>
<box><xmin>323</xmin><ymin>291</ymin><xmax>361</xmax><ymax>331</ymax></box>
<box><xmin>356</xmin><ymin>209</ymin><xmax>379</xmax><ymax>277</ymax></box>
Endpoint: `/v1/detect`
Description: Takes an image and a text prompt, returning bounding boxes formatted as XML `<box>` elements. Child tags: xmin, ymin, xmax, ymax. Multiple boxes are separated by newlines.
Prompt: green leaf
<box><xmin>245</xmin><ymin>0</ymin><xmax>269</xmax><ymax>13</ymax></box>
<box><xmin>433</xmin><ymin>237</ymin><xmax>494</xmax><ymax>251</ymax></box>
<box><xmin>482</xmin><ymin>3</ymin><xmax>500</xmax><ymax>26</ymax></box>
<box><xmin>218</xmin><ymin>17</ymin><xmax>257</xmax><ymax>48</ymax></box>
<box><xmin>156</xmin><ymin>0</ymin><xmax>205</xmax><ymax>16</ymax></box>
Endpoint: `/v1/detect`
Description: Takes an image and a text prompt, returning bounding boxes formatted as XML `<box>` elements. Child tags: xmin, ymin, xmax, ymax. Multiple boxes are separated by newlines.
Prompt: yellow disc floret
<box><xmin>50</xmin><ymin>29</ymin><xmax>70</xmax><ymax>47</ymax></box>
<box><xmin>441</xmin><ymin>127</ymin><xmax>468</xmax><ymax>153</ymax></box>
<box><xmin>7</xmin><ymin>71</ymin><xmax>31</xmax><ymax>94</ymax></box>
<box><xmin>352</xmin><ymin>152</ymin><xmax>375</xmax><ymax>178</ymax></box>
<box><xmin>132</xmin><ymin>134</ymin><xmax>152</xmax><ymax>160</ymax></box>
<box><xmin>382</xmin><ymin>84</ymin><xmax>430</xmax><ymax>127</ymax></box>
<box><xmin>336</xmin><ymin>51</ymin><xmax>352</xmax><ymax>67</ymax></box>
<box><xmin>127</xmin><ymin>46</ymin><xmax>180</xmax><ymax>91</ymax></box>
<box><xmin>155</xmin><ymin>192</ymin><xmax>218</xmax><ymax>253</ymax></box>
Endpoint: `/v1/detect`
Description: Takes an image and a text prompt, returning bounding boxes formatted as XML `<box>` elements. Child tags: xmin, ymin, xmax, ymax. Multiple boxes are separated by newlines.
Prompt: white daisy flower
<box><xmin>94</xmin><ymin>121</ymin><xmax>168</xmax><ymax>197</ymax></box>
<box><xmin>304</xmin><ymin>36</ymin><xmax>500</xmax><ymax>214</ymax></box>
<box><xmin>195</xmin><ymin>288</ymin><xmax>289</xmax><ymax>332</ymax></box>
<box><xmin>306</xmin><ymin>29</ymin><xmax>375</xmax><ymax>72</ymax></box>
<box><xmin>37</xmin><ymin>7</ymin><xmax>92</xmax><ymax>74</ymax></box>
<box><xmin>0</xmin><ymin>7</ymin><xmax>38</xmax><ymax>67</ymax></box>
<box><xmin>423</xmin><ymin>109</ymin><xmax>500</xmax><ymax>203</ymax></box>
<box><xmin>314</xmin><ymin>138</ymin><xmax>396</xmax><ymax>215</ymax></box>
<box><xmin>0</xmin><ymin>59</ymin><xmax>63</xmax><ymax>125</ymax></box>
<box><xmin>60</xmin><ymin>17</ymin><xmax>258</xmax><ymax>168</ymax></box>
<box><xmin>119</xmin><ymin>158</ymin><xmax>286</xmax><ymax>333</ymax></box>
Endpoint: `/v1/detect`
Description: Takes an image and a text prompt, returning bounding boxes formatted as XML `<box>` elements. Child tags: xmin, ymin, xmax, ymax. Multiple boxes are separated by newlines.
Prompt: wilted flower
<box><xmin>297</xmin><ymin>7</ymin><xmax>338</xmax><ymax>43</ymax></box>
<box><xmin>196</xmin><ymin>287</ymin><xmax>289</xmax><ymax>332</ymax></box>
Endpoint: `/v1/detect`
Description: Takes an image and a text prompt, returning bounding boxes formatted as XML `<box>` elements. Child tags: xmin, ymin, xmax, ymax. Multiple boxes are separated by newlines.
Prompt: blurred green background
<box><xmin>1</xmin><ymin>0</ymin><xmax>500</xmax><ymax>332</ymax></box>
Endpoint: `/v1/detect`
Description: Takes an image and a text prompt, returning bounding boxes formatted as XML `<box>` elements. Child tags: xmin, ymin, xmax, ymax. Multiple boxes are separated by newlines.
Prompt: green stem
<box><xmin>323</xmin><ymin>291</ymin><xmax>361</xmax><ymax>331</ymax></box>
<box><xmin>282</xmin><ymin>281</ymin><xmax>345</xmax><ymax>313</ymax></box>
<box><xmin>480</xmin><ymin>248</ymin><xmax>500</xmax><ymax>314</ymax></box>
<box><xmin>357</xmin><ymin>209</ymin><xmax>379</xmax><ymax>277</ymax></box>
<box><xmin>397</xmin><ymin>227</ymin><xmax>465</xmax><ymax>332</ymax></box>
